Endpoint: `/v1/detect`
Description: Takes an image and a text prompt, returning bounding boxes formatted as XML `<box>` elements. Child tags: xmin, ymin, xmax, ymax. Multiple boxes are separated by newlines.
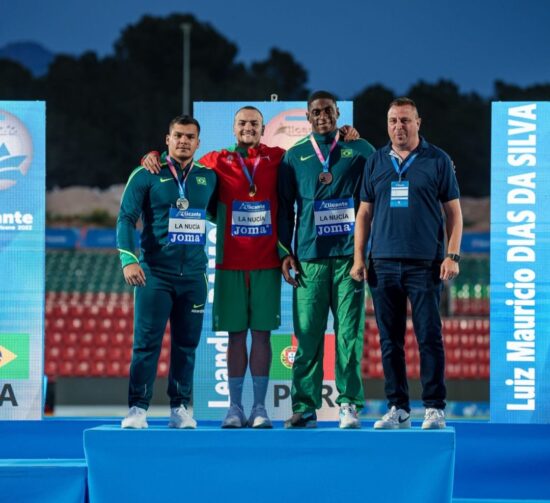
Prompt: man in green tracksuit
<box><xmin>117</xmin><ymin>115</ymin><xmax>217</xmax><ymax>429</ymax></box>
<box><xmin>278</xmin><ymin>91</ymin><xmax>375</xmax><ymax>429</ymax></box>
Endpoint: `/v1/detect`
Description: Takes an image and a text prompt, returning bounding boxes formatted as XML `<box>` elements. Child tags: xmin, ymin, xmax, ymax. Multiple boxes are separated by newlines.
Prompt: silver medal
<box><xmin>176</xmin><ymin>198</ymin><xmax>189</xmax><ymax>211</ymax></box>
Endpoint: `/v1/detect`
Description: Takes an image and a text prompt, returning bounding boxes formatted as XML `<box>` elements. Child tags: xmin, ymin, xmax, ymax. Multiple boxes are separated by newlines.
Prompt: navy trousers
<box><xmin>368</xmin><ymin>259</ymin><xmax>446</xmax><ymax>411</ymax></box>
<box><xmin>128</xmin><ymin>263</ymin><xmax>207</xmax><ymax>409</ymax></box>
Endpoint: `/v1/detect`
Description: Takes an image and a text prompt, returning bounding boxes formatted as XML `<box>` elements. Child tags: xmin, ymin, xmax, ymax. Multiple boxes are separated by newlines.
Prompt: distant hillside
<box><xmin>0</xmin><ymin>41</ymin><xmax>55</xmax><ymax>76</ymax></box>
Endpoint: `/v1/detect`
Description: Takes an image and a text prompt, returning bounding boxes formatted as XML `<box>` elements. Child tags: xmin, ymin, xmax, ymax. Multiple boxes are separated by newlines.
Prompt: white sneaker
<box><xmin>248</xmin><ymin>405</ymin><xmax>272</xmax><ymax>428</ymax></box>
<box><xmin>422</xmin><ymin>408</ymin><xmax>446</xmax><ymax>429</ymax></box>
<box><xmin>339</xmin><ymin>403</ymin><xmax>361</xmax><ymax>429</ymax></box>
<box><xmin>121</xmin><ymin>406</ymin><xmax>148</xmax><ymax>429</ymax></box>
<box><xmin>374</xmin><ymin>405</ymin><xmax>411</xmax><ymax>429</ymax></box>
<box><xmin>221</xmin><ymin>404</ymin><xmax>247</xmax><ymax>428</ymax></box>
<box><xmin>168</xmin><ymin>405</ymin><xmax>197</xmax><ymax>429</ymax></box>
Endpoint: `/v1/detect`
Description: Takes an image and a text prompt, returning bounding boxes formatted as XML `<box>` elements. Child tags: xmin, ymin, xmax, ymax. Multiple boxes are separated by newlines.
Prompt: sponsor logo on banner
<box><xmin>0</xmin><ymin>109</ymin><xmax>35</xmax><ymax>234</ymax></box>
<box><xmin>0</xmin><ymin>110</ymin><xmax>33</xmax><ymax>191</ymax></box>
<box><xmin>263</xmin><ymin>108</ymin><xmax>311</xmax><ymax>150</ymax></box>
<box><xmin>0</xmin><ymin>334</ymin><xmax>30</xmax><ymax>379</ymax></box>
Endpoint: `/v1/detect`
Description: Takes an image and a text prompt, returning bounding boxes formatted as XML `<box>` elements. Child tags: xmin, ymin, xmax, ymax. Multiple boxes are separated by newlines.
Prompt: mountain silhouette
<box><xmin>0</xmin><ymin>41</ymin><xmax>54</xmax><ymax>76</ymax></box>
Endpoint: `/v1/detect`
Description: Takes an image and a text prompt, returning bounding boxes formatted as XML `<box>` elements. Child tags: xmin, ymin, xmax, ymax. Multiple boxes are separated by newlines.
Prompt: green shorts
<box><xmin>213</xmin><ymin>268</ymin><xmax>281</xmax><ymax>332</ymax></box>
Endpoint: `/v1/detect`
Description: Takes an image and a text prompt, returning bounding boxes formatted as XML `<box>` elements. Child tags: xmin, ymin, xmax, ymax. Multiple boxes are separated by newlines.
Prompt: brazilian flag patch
<box><xmin>196</xmin><ymin>176</ymin><xmax>207</xmax><ymax>186</ymax></box>
<box><xmin>341</xmin><ymin>149</ymin><xmax>353</xmax><ymax>158</ymax></box>
<box><xmin>0</xmin><ymin>334</ymin><xmax>30</xmax><ymax>379</ymax></box>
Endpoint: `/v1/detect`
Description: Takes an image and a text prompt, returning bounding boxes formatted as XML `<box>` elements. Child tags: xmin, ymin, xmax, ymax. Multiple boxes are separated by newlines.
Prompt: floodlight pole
<box><xmin>181</xmin><ymin>23</ymin><xmax>192</xmax><ymax>115</ymax></box>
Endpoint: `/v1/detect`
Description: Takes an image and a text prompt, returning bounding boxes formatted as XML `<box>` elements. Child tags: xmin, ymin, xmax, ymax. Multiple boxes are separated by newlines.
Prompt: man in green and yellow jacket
<box><xmin>278</xmin><ymin>91</ymin><xmax>375</xmax><ymax>429</ymax></box>
<box><xmin>117</xmin><ymin>115</ymin><xmax>217</xmax><ymax>429</ymax></box>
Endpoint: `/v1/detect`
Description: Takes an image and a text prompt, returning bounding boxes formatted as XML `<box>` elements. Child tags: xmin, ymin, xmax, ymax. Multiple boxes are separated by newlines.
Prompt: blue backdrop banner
<box><xmin>0</xmin><ymin>101</ymin><xmax>46</xmax><ymax>419</ymax></box>
<box><xmin>490</xmin><ymin>102</ymin><xmax>550</xmax><ymax>423</ymax></box>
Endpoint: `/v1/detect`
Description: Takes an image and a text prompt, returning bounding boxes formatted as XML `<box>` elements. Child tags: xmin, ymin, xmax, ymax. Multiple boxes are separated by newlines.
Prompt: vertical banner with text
<box><xmin>194</xmin><ymin>101</ymin><xmax>353</xmax><ymax>421</ymax></box>
<box><xmin>490</xmin><ymin>101</ymin><xmax>550</xmax><ymax>423</ymax></box>
<box><xmin>0</xmin><ymin>102</ymin><xmax>45</xmax><ymax>419</ymax></box>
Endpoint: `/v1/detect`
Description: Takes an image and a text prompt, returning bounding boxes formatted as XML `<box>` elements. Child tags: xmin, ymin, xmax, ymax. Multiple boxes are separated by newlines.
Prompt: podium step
<box><xmin>84</xmin><ymin>425</ymin><xmax>455</xmax><ymax>503</ymax></box>
<box><xmin>0</xmin><ymin>459</ymin><xmax>87</xmax><ymax>503</ymax></box>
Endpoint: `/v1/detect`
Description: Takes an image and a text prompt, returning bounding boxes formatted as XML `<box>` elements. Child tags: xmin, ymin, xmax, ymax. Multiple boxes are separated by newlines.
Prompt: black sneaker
<box><xmin>284</xmin><ymin>411</ymin><xmax>317</xmax><ymax>429</ymax></box>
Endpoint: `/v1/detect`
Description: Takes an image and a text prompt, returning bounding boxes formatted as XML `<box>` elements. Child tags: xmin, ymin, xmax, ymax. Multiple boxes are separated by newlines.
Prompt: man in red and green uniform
<box><xmin>278</xmin><ymin>91</ymin><xmax>375</xmax><ymax>429</ymax></box>
<box><xmin>117</xmin><ymin>115</ymin><xmax>217</xmax><ymax>429</ymax></box>
<box><xmin>200</xmin><ymin>107</ymin><xmax>284</xmax><ymax>428</ymax></box>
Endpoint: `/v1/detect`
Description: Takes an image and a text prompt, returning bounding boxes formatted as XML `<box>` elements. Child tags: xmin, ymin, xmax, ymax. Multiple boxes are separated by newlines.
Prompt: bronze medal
<box><xmin>319</xmin><ymin>172</ymin><xmax>333</xmax><ymax>185</ymax></box>
<box><xmin>176</xmin><ymin>198</ymin><xmax>189</xmax><ymax>211</ymax></box>
<box><xmin>249</xmin><ymin>184</ymin><xmax>257</xmax><ymax>197</ymax></box>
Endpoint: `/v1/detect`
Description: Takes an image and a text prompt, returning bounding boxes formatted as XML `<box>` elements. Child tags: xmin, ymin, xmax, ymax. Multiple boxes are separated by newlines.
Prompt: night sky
<box><xmin>1</xmin><ymin>0</ymin><xmax>549</xmax><ymax>98</ymax></box>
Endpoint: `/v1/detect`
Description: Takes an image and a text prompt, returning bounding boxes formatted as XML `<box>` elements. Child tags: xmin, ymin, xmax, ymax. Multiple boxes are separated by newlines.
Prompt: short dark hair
<box><xmin>388</xmin><ymin>97</ymin><xmax>419</xmax><ymax>115</ymax></box>
<box><xmin>234</xmin><ymin>106</ymin><xmax>264</xmax><ymax>122</ymax></box>
<box><xmin>168</xmin><ymin>115</ymin><xmax>201</xmax><ymax>134</ymax></box>
<box><xmin>307</xmin><ymin>90</ymin><xmax>337</xmax><ymax>108</ymax></box>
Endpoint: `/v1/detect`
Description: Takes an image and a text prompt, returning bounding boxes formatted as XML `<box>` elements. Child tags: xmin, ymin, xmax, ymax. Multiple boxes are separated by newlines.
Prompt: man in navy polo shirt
<box><xmin>351</xmin><ymin>97</ymin><xmax>463</xmax><ymax>430</ymax></box>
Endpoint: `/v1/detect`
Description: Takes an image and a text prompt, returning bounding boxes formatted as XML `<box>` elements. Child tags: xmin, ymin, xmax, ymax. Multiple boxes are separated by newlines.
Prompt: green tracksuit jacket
<box><xmin>117</xmin><ymin>161</ymin><xmax>217</xmax><ymax>274</ymax></box>
<box><xmin>277</xmin><ymin>131</ymin><xmax>375</xmax><ymax>260</ymax></box>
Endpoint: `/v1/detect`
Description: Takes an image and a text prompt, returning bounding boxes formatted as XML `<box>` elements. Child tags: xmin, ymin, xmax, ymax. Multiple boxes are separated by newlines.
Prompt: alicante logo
<box><xmin>280</xmin><ymin>345</ymin><xmax>297</xmax><ymax>369</ymax></box>
<box><xmin>263</xmin><ymin>109</ymin><xmax>311</xmax><ymax>151</ymax></box>
<box><xmin>0</xmin><ymin>334</ymin><xmax>30</xmax><ymax>379</ymax></box>
<box><xmin>0</xmin><ymin>110</ymin><xmax>33</xmax><ymax>191</ymax></box>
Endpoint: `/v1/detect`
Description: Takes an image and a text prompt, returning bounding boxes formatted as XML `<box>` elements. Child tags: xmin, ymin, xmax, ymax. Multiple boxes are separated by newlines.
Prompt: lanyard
<box><xmin>310</xmin><ymin>131</ymin><xmax>340</xmax><ymax>175</ymax></box>
<box><xmin>391</xmin><ymin>153</ymin><xmax>417</xmax><ymax>181</ymax></box>
<box><xmin>166</xmin><ymin>156</ymin><xmax>193</xmax><ymax>199</ymax></box>
<box><xmin>236</xmin><ymin>152</ymin><xmax>261</xmax><ymax>187</ymax></box>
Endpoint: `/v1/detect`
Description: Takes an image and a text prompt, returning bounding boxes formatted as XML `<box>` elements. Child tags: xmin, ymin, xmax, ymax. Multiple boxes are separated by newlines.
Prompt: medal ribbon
<box><xmin>236</xmin><ymin>152</ymin><xmax>261</xmax><ymax>190</ymax></box>
<box><xmin>310</xmin><ymin>131</ymin><xmax>340</xmax><ymax>176</ymax></box>
<box><xmin>390</xmin><ymin>152</ymin><xmax>417</xmax><ymax>182</ymax></box>
<box><xmin>166</xmin><ymin>156</ymin><xmax>194</xmax><ymax>200</ymax></box>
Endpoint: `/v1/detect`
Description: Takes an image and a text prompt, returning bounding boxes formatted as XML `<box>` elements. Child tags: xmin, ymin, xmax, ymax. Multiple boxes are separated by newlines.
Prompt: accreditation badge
<box><xmin>168</xmin><ymin>207</ymin><xmax>206</xmax><ymax>245</ymax></box>
<box><xmin>390</xmin><ymin>181</ymin><xmax>409</xmax><ymax>208</ymax></box>
<box><xmin>313</xmin><ymin>198</ymin><xmax>355</xmax><ymax>237</ymax></box>
<box><xmin>231</xmin><ymin>200</ymin><xmax>272</xmax><ymax>237</ymax></box>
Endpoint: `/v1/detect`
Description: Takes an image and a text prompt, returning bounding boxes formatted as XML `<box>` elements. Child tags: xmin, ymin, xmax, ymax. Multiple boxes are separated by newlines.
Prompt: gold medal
<box><xmin>249</xmin><ymin>184</ymin><xmax>257</xmax><ymax>197</ymax></box>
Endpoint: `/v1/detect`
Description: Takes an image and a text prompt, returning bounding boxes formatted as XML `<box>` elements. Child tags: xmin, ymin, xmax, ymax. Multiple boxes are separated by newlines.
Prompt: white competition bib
<box><xmin>314</xmin><ymin>198</ymin><xmax>355</xmax><ymax>236</ymax></box>
<box><xmin>168</xmin><ymin>207</ymin><xmax>206</xmax><ymax>245</ymax></box>
<box><xmin>231</xmin><ymin>200</ymin><xmax>272</xmax><ymax>237</ymax></box>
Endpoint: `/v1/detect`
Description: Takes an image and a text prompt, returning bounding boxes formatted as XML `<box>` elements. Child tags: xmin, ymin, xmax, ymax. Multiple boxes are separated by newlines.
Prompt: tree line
<box><xmin>1</xmin><ymin>13</ymin><xmax>549</xmax><ymax>197</ymax></box>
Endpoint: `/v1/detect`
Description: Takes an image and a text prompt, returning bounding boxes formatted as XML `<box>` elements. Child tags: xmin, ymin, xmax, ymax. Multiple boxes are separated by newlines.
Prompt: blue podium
<box><xmin>84</xmin><ymin>425</ymin><xmax>455</xmax><ymax>503</ymax></box>
<box><xmin>0</xmin><ymin>459</ymin><xmax>87</xmax><ymax>503</ymax></box>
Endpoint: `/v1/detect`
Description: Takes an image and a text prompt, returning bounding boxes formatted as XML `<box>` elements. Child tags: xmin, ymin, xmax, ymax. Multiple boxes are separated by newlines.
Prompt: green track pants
<box><xmin>291</xmin><ymin>257</ymin><xmax>365</xmax><ymax>413</ymax></box>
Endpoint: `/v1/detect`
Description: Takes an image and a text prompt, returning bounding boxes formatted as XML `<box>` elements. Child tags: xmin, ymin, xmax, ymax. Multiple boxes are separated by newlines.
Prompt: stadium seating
<box><xmin>46</xmin><ymin>250</ymin><xmax>131</xmax><ymax>293</ymax></box>
<box><xmin>449</xmin><ymin>256</ymin><xmax>490</xmax><ymax>316</ymax></box>
<box><xmin>46</xmin><ymin>250</ymin><xmax>162</xmax><ymax>379</ymax></box>
<box><xmin>45</xmin><ymin>293</ymin><xmax>171</xmax><ymax>379</ymax></box>
<box><xmin>361</xmin><ymin>316</ymin><xmax>490</xmax><ymax>380</ymax></box>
